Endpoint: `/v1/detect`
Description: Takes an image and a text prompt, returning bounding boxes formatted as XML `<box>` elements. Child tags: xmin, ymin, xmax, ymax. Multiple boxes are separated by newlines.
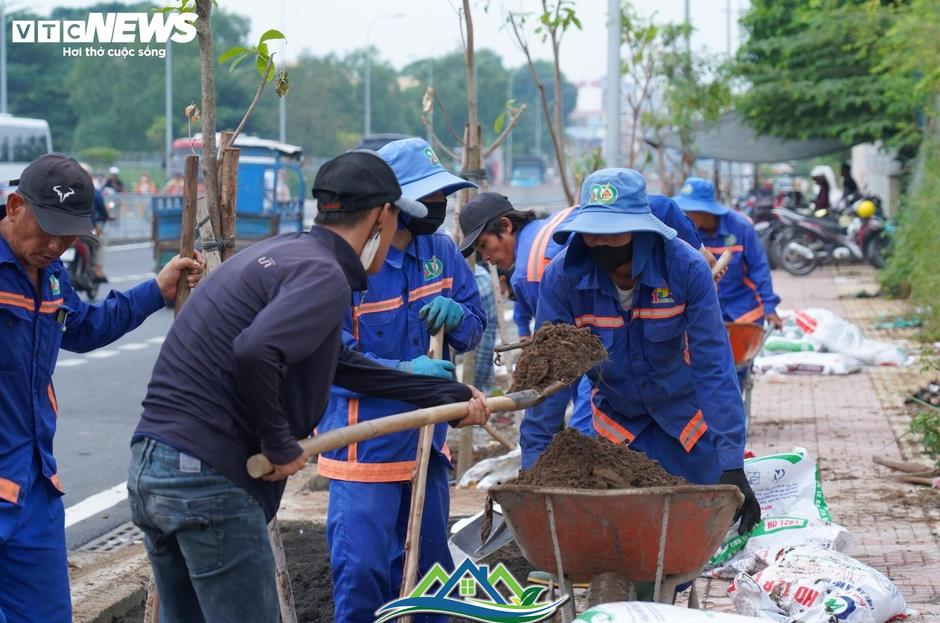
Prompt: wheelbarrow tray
<box><xmin>725</xmin><ymin>322</ymin><xmax>767</xmax><ymax>366</ymax></box>
<box><xmin>488</xmin><ymin>484</ymin><xmax>742</xmax><ymax>584</ymax></box>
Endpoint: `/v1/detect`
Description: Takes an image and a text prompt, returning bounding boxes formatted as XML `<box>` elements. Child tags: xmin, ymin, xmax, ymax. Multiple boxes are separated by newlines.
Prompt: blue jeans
<box><xmin>127</xmin><ymin>438</ymin><xmax>278</xmax><ymax>623</ymax></box>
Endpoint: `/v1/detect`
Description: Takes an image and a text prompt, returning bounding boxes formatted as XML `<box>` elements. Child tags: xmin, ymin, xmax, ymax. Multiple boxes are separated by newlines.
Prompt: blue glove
<box><xmin>419</xmin><ymin>297</ymin><xmax>465</xmax><ymax>334</ymax></box>
<box><xmin>398</xmin><ymin>355</ymin><xmax>456</xmax><ymax>379</ymax></box>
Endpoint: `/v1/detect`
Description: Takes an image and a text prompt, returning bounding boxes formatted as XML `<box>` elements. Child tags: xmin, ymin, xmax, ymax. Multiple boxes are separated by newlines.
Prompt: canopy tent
<box><xmin>646</xmin><ymin>111</ymin><xmax>846</xmax><ymax>163</ymax></box>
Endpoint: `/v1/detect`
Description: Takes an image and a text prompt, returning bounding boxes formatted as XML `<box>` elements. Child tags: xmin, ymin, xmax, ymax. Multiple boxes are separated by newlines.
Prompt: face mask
<box><xmin>588</xmin><ymin>241</ymin><xmax>633</xmax><ymax>272</ymax></box>
<box><xmin>360</xmin><ymin>229</ymin><xmax>382</xmax><ymax>270</ymax></box>
<box><xmin>405</xmin><ymin>200</ymin><xmax>446</xmax><ymax>236</ymax></box>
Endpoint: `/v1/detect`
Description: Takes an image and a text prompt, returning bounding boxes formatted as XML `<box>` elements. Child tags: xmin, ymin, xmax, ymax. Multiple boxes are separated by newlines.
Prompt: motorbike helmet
<box><xmin>856</xmin><ymin>199</ymin><xmax>876</xmax><ymax>219</ymax></box>
<box><xmin>108</xmin><ymin>166</ymin><xmax>120</xmax><ymax>175</ymax></box>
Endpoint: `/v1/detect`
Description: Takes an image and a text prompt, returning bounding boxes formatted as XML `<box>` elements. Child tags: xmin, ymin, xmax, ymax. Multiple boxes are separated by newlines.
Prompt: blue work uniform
<box><xmin>511</xmin><ymin>198</ymin><xmax>703</xmax><ymax>437</ymax></box>
<box><xmin>318</xmin><ymin>232</ymin><xmax>484</xmax><ymax>623</ymax></box>
<box><xmin>699</xmin><ymin>211</ymin><xmax>779</xmax><ymax>324</ymax></box>
<box><xmin>0</xmin><ymin>236</ymin><xmax>166</xmax><ymax>623</ymax></box>
<box><xmin>521</xmin><ymin>232</ymin><xmax>746</xmax><ymax>483</ymax></box>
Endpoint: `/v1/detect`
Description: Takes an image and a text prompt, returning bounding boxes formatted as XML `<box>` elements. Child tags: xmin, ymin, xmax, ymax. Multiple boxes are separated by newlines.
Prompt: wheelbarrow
<box><xmin>725</xmin><ymin>321</ymin><xmax>771</xmax><ymax>429</ymax></box>
<box><xmin>488</xmin><ymin>483</ymin><xmax>743</xmax><ymax>620</ymax></box>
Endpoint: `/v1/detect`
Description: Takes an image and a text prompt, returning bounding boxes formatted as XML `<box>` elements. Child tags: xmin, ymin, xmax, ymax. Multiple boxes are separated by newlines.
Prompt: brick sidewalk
<box><xmin>696</xmin><ymin>266</ymin><xmax>940</xmax><ymax>620</ymax></box>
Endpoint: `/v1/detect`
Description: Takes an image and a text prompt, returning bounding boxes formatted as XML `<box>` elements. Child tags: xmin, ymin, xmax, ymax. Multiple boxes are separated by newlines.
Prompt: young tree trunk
<box><xmin>196</xmin><ymin>0</ymin><xmax>221</xmax><ymax>241</ymax></box>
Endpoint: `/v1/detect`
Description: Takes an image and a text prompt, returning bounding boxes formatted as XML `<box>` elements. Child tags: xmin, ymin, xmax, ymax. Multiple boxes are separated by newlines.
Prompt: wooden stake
<box><xmin>269</xmin><ymin>519</ymin><xmax>298</xmax><ymax>623</ymax></box>
<box><xmin>399</xmin><ymin>332</ymin><xmax>446</xmax><ymax>623</ymax></box>
<box><xmin>219</xmin><ymin>132</ymin><xmax>239</xmax><ymax>262</ymax></box>
<box><xmin>173</xmin><ymin>155</ymin><xmax>200</xmax><ymax>313</ymax></box>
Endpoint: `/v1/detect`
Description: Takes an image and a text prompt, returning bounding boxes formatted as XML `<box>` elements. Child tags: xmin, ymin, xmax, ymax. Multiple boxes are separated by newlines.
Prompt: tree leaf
<box><xmin>494</xmin><ymin>111</ymin><xmax>506</xmax><ymax>134</ymax></box>
<box><xmin>259</xmin><ymin>28</ymin><xmax>286</xmax><ymax>44</ymax></box>
<box><xmin>218</xmin><ymin>46</ymin><xmax>249</xmax><ymax>65</ymax></box>
<box><xmin>275</xmin><ymin>70</ymin><xmax>289</xmax><ymax>97</ymax></box>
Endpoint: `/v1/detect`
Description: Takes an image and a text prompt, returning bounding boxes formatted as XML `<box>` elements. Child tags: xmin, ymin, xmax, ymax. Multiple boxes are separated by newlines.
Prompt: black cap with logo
<box><xmin>312</xmin><ymin>150</ymin><xmax>426</xmax><ymax>218</ymax></box>
<box><xmin>12</xmin><ymin>153</ymin><xmax>97</xmax><ymax>241</ymax></box>
<box><xmin>458</xmin><ymin>192</ymin><xmax>514</xmax><ymax>257</ymax></box>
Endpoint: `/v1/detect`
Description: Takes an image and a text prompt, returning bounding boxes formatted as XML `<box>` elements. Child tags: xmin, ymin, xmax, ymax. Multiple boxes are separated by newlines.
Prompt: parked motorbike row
<box><xmin>746</xmin><ymin>192</ymin><xmax>893</xmax><ymax>276</ymax></box>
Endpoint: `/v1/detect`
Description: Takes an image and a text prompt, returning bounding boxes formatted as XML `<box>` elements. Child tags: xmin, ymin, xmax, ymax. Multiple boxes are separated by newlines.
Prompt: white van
<box><xmin>0</xmin><ymin>114</ymin><xmax>52</xmax><ymax>189</ymax></box>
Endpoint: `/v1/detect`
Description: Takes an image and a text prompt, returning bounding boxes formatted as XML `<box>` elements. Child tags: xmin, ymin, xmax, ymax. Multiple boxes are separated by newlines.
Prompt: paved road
<box><xmin>55</xmin><ymin>244</ymin><xmax>169</xmax><ymax>549</ymax></box>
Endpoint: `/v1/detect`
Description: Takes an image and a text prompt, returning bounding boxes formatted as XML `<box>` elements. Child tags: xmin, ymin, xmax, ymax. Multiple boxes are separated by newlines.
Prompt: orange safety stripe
<box><xmin>354</xmin><ymin>296</ymin><xmax>404</xmax><ymax>316</ymax></box>
<box><xmin>631</xmin><ymin>304</ymin><xmax>686</xmax><ymax>320</ymax></box>
<box><xmin>0</xmin><ymin>292</ymin><xmax>63</xmax><ymax>314</ymax></box>
<box><xmin>316</xmin><ymin>456</ymin><xmax>417</xmax><ymax>482</ymax></box>
<box><xmin>408</xmin><ymin>278</ymin><xmax>454</xmax><ymax>301</ymax></box>
<box><xmin>346</xmin><ymin>399</ymin><xmax>359</xmax><ymax>463</ymax></box>
<box><xmin>574</xmin><ymin>314</ymin><xmax>624</xmax><ymax>329</ymax></box>
<box><xmin>0</xmin><ymin>477</ymin><xmax>20</xmax><ymax>504</ymax></box>
<box><xmin>735</xmin><ymin>305</ymin><xmax>766</xmax><ymax>324</ymax></box>
<box><xmin>49</xmin><ymin>474</ymin><xmax>63</xmax><ymax>493</ymax></box>
<box><xmin>590</xmin><ymin>391</ymin><xmax>635</xmax><ymax>445</ymax></box>
<box><xmin>47</xmin><ymin>384</ymin><xmax>58</xmax><ymax>416</ymax></box>
<box><xmin>705</xmin><ymin>245</ymin><xmax>744</xmax><ymax>255</ymax></box>
<box><xmin>683</xmin><ymin>333</ymin><xmax>691</xmax><ymax>365</ymax></box>
<box><xmin>679</xmin><ymin>410</ymin><xmax>708</xmax><ymax>453</ymax></box>
<box><xmin>527</xmin><ymin>208</ymin><xmax>574</xmax><ymax>282</ymax></box>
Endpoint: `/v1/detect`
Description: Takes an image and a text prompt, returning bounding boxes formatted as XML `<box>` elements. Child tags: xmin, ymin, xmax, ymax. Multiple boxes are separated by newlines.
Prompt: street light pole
<box><xmin>506</xmin><ymin>68</ymin><xmax>514</xmax><ymax>183</ymax></box>
<box><xmin>364</xmin><ymin>13</ymin><xmax>404</xmax><ymax>136</ymax></box>
<box><xmin>1</xmin><ymin>3</ymin><xmax>8</xmax><ymax>114</ymax></box>
<box><xmin>605</xmin><ymin>0</ymin><xmax>621</xmax><ymax>167</ymax></box>
<box><xmin>164</xmin><ymin>40</ymin><xmax>172</xmax><ymax>173</ymax></box>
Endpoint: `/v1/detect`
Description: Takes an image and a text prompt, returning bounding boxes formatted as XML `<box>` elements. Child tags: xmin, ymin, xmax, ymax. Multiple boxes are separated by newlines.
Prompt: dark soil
<box><xmin>509</xmin><ymin>323</ymin><xmax>607</xmax><ymax>392</ymax></box>
<box><xmin>111</xmin><ymin>522</ymin><xmax>534</xmax><ymax>623</ymax></box>
<box><xmin>513</xmin><ymin>429</ymin><xmax>687</xmax><ymax>489</ymax></box>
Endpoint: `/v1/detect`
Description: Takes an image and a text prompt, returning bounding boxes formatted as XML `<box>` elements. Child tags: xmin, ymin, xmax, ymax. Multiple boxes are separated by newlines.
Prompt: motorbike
<box><xmin>774</xmin><ymin>194</ymin><xmax>888</xmax><ymax>275</ymax></box>
<box><xmin>748</xmin><ymin>195</ymin><xmax>784</xmax><ymax>270</ymax></box>
<box><xmin>61</xmin><ymin>239</ymin><xmax>100</xmax><ymax>300</ymax></box>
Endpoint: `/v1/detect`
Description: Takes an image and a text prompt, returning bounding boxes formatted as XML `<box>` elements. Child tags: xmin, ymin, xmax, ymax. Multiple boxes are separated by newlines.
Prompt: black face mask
<box><xmin>405</xmin><ymin>200</ymin><xmax>446</xmax><ymax>236</ymax></box>
<box><xmin>588</xmin><ymin>241</ymin><xmax>633</xmax><ymax>272</ymax></box>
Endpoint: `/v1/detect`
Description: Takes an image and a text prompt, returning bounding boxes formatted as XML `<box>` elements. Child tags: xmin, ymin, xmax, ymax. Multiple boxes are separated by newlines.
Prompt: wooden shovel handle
<box><xmin>712</xmin><ymin>249</ymin><xmax>733</xmax><ymax>279</ymax></box>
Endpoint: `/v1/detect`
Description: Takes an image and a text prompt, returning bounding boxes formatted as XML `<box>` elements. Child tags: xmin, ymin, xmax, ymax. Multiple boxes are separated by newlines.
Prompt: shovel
<box><xmin>246</xmin><ymin>380</ymin><xmax>572</xmax><ymax>479</ymax></box>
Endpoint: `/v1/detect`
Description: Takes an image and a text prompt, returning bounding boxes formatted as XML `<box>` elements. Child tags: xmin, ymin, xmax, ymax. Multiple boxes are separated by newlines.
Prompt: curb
<box><xmin>70</xmin><ymin>547</ymin><xmax>151</xmax><ymax>623</ymax></box>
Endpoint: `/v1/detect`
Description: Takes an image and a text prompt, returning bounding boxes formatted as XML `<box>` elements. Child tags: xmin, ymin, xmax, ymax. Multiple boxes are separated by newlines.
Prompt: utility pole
<box><xmin>426</xmin><ymin>59</ymin><xmax>433</xmax><ymax>145</ymax></box>
<box><xmin>605</xmin><ymin>0</ymin><xmax>621</xmax><ymax>168</ymax></box>
<box><xmin>1</xmin><ymin>3</ymin><xmax>8</xmax><ymax>114</ymax></box>
<box><xmin>505</xmin><ymin>68</ymin><xmax>513</xmax><ymax>182</ymax></box>
<box><xmin>164</xmin><ymin>41</ymin><xmax>172</xmax><ymax>173</ymax></box>
<box><xmin>684</xmin><ymin>0</ymin><xmax>691</xmax><ymax>51</ymax></box>
<box><xmin>726</xmin><ymin>0</ymin><xmax>732</xmax><ymax>57</ymax></box>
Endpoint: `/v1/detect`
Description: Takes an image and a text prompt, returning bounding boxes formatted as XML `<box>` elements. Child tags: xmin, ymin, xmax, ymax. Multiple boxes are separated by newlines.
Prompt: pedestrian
<box><xmin>161</xmin><ymin>171</ymin><xmax>184</xmax><ymax>195</ymax></box>
<box><xmin>135</xmin><ymin>172</ymin><xmax>156</xmax><ymax>194</ymax></box>
<box><xmin>458</xmin><ymin>190</ymin><xmax>705</xmax><ymax>437</ymax></box>
<box><xmin>523</xmin><ymin>168</ymin><xmax>761</xmax><ymax>535</ymax></box>
<box><xmin>0</xmin><ymin>153</ymin><xmax>203</xmax><ymax>623</ymax></box>
<box><xmin>128</xmin><ymin>150</ymin><xmax>490</xmax><ymax>623</ymax></box>
<box><xmin>103</xmin><ymin>166</ymin><xmax>125</xmax><ymax>192</ymax></box>
<box><xmin>317</xmin><ymin>138</ymin><xmax>486</xmax><ymax>623</ymax></box>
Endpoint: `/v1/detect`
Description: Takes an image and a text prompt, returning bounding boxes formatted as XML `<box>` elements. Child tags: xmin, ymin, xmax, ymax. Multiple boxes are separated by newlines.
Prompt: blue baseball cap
<box><xmin>377</xmin><ymin>138</ymin><xmax>476</xmax><ymax>201</ymax></box>
<box><xmin>672</xmin><ymin>177</ymin><xmax>729</xmax><ymax>215</ymax></box>
<box><xmin>553</xmin><ymin>168</ymin><xmax>676</xmax><ymax>243</ymax></box>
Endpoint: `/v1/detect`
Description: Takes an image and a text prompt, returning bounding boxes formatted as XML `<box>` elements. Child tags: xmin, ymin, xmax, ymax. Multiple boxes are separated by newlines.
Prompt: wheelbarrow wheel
<box><xmin>587</xmin><ymin>572</ymin><xmax>633</xmax><ymax>606</ymax></box>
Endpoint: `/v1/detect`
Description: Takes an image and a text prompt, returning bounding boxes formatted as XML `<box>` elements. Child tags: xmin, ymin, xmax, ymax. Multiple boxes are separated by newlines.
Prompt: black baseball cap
<box><xmin>458</xmin><ymin>192</ymin><xmax>514</xmax><ymax>257</ymax></box>
<box><xmin>312</xmin><ymin>150</ymin><xmax>426</xmax><ymax>218</ymax></box>
<box><xmin>11</xmin><ymin>153</ymin><xmax>97</xmax><ymax>241</ymax></box>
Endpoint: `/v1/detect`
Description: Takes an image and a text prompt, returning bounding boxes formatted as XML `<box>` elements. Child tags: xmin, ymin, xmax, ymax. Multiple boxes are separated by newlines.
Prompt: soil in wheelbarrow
<box><xmin>509</xmin><ymin>323</ymin><xmax>607</xmax><ymax>392</ymax></box>
<box><xmin>513</xmin><ymin>429</ymin><xmax>687</xmax><ymax>489</ymax></box>
<box><xmin>110</xmin><ymin>522</ymin><xmax>534</xmax><ymax>623</ymax></box>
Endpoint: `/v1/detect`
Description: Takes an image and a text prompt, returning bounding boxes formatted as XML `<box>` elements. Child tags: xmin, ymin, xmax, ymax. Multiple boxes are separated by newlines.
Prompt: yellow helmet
<box><xmin>856</xmin><ymin>200</ymin><xmax>876</xmax><ymax>219</ymax></box>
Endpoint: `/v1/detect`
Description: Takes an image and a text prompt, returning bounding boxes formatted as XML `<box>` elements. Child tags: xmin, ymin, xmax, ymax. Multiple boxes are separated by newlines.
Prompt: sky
<box><xmin>17</xmin><ymin>0</ymin><xmax>750</xmax><ymax>83</ymax></box>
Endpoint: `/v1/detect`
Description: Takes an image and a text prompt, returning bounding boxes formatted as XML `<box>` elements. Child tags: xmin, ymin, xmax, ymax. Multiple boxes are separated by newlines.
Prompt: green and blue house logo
<box><xmin>374</xmin><ymin>559</ymin><xmax>568</xmax><ymax>623</ymax></box>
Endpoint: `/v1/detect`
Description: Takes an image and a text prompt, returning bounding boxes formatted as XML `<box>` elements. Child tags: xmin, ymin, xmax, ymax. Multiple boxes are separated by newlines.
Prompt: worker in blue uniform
<box><xmin>523</xmin><ymin>168</ymin><xmax>761</xmax><ymax>535</ymax></box>
<box><xmin>319</xmin><ymin>138</ymin><xmax>486</xmax><ymax>623</ymax></box>
<box><xmin>673</xmin><ymin>177</ymin><xmax>782</xmax><ymax>330</ymax></box>
<box><xmin>458</xmin><ymin>191</ymin><xmax>706</xmax><ymax>437</ymax></box>
<box><xmin>0</xmin><ymin>154</ymin><xmax>203</xmax><ymax>623</ymax></box>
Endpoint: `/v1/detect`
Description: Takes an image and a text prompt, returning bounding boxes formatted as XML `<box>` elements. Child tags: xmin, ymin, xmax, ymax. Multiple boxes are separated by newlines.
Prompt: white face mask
<box><xmin>360</xmin><ymin>229</ymin><xmax>381</xmax><ymax>270</ymax></box>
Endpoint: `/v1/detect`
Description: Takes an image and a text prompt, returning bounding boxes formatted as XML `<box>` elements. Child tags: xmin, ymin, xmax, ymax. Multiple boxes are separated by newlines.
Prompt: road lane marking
<box><xmin>85</xmin><ymin>350</ymin><xmax>119</xmax><ymax>359</ymax></box>
<box><xmin>146</xmin><ymin>337</ymin><xmax>166</xmax><ymax>345</ymax></box>
<box><xmin>109</xmin><ymin>242</ymin><xmax>154</xmax><ymax>252</ymax></box>
<box><xmin>117</xmin><ymin>343</ymin><xmax>149</xmax><ymax>351</ymax></box>
<box><xmin>64</xmin><ymin>481</ymin><xmax>128</xmax><ymax>528</ymax></box>
<box><xmin>56</xmin><ymin>359</ymin><xmax>87</xmax><ymax>368</ymax></box>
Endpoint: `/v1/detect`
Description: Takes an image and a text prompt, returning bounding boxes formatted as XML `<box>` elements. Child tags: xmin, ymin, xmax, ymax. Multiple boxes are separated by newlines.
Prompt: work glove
<box><xmin>398</xmin><ymin>355</ymin><xmax>456</xmax><ymax>380</ymax></box>
<box><xmin>419</xmin><ymin>297</ymin><xmax>464</xmax><ymax>334</ymax></box>
<box><xmin>719</xmin><ymin>468</ymin><xmax>761</xmax><ymax>535</ymax></box>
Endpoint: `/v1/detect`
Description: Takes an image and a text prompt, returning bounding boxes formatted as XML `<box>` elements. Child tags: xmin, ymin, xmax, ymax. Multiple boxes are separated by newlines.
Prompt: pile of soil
<box><xmin>509</xmin><ymin>323</ymin><xmax>607</xmax><ymax>392</ymax></box>
<box><xmin>110</xmin><ymin>522</ymin><xmax>534</xmax><ymax>623</ymax></box>
<box><xmin>513</xmin><ymin>429</ymin><xmax>687</xmax><ymax>489</ymax></box>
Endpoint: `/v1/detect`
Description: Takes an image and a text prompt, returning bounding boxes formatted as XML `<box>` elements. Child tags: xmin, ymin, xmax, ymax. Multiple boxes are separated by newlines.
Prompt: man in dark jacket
<box><xmin>128</xmin><ymin>151</ymin><xmax>489</xmax><ymax>623</ymax></box>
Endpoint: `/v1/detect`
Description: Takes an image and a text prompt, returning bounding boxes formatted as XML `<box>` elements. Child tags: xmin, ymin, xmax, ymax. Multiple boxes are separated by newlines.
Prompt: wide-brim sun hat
<box><xmin>552</xmin><ymin>168</ymin><xmax>676</xmax><ymax>244</ymax></box>
<box><xmin>378</xmin><ymin>137</ymin><xmax>476</xmax><ymax>201</ymax></box>
<box><xmin>672</xmin><ymin>177</ymin><xmax>729</xmax><ymax>216</ymax></box>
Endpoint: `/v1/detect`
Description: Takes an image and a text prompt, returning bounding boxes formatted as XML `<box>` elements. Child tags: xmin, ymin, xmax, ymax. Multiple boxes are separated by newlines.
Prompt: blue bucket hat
<box><xmin>377</xmin><ymin>138</ymin><xmax>476</xmax><ymax>201</ymax></box>
<box><xmin>553</xmin><ymin>168</ymin><xmax>677</xmax><ymax>243</ymax></box>
<box><xmin>672</xmin><ymin>177</ymin><xmax>729</xmax><ymax>215</ymax></box>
